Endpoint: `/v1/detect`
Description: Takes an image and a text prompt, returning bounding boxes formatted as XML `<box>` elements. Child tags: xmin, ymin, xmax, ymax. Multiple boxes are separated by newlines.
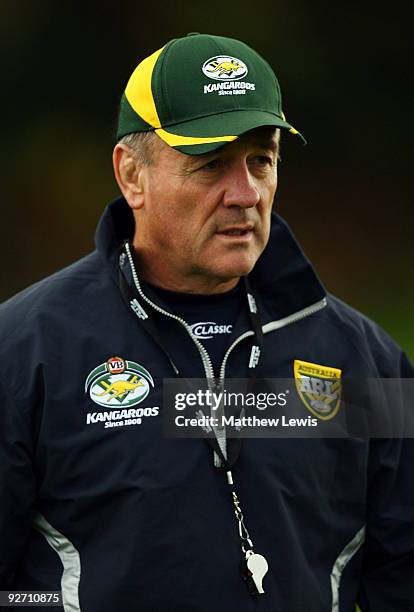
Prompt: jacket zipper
<box><xmin>125</xmin><ymin>243</ymin><xmax>216</xmax><ymax>383</ymax></box>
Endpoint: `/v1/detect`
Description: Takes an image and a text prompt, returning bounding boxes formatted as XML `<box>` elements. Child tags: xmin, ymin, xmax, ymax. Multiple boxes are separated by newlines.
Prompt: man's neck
<box><xmin>132</xmin><ymin>249</ymin><xmax>240</xmax><ymax>295</ymax></box>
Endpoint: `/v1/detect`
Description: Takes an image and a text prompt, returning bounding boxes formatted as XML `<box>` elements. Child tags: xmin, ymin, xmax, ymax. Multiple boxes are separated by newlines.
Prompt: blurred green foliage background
<box><xmin>1</xmin><ymin>0</ymin><xmax>413</xmax><ymax>358</ymax></box>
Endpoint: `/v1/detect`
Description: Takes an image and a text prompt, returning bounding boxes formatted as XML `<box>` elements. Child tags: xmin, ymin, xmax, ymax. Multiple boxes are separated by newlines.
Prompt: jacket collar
<box><xmin>95</xmin><ymin>197</ymin><xmax>326</xmax><ymax>322</ymax></box>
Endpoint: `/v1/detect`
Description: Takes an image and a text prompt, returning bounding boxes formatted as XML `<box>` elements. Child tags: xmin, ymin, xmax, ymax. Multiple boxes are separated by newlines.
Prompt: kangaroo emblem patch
<box><xmin>85</xmin><ymin>356</ymin><xmax>154</xmax><ymax>408</ymax></box>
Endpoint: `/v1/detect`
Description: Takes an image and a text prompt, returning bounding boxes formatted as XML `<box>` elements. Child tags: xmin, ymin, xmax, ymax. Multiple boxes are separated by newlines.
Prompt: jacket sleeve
<box><xmin>0</xmin><ymin>376</ymin><xmax>36</xmax><ymax>587</ymax></box>
<box><xmin>357</xmin><ymin>351</ymin><xmax>414</xmax><ymax>611</ymax></box>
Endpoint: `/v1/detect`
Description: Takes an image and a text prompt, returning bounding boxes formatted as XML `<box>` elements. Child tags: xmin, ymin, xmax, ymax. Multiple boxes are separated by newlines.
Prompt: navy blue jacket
<box><xmin>0</xmin><ymin>197</ymin><xmax>413</xmax><ymax>611</ymax></box>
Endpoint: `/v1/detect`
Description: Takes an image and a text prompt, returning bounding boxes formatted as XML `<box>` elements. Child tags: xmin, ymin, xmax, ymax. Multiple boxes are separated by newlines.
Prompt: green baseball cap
<box><xmin>117</xmin><ymin>33</ymin><xmax>305</xmax><ymax>155</ymax></box>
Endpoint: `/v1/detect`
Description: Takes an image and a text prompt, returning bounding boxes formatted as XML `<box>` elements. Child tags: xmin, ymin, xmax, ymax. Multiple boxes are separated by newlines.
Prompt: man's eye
<box><xmin>254</xmin><ymin>155</ymin><xmax>273</xmax><ymax>166</ymax></box>
<box><xmin>203</xmin><ymin>159</ymin><xmax>222</xmax><ymax>170</ymax></box>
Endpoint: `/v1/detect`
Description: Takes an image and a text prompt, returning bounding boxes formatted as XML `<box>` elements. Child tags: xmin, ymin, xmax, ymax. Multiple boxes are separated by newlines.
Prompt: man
<box><xmin>0</xmin><ymin>33</ymin><xmax>413</xmax><ymax>612</ymax></box>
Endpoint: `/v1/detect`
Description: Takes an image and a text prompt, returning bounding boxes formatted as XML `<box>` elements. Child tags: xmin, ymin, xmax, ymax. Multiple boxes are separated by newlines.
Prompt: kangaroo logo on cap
<box><xmin>202</xmin><ymin>55</ymin><xmax>248</xmax><ymax>81</ymax></box>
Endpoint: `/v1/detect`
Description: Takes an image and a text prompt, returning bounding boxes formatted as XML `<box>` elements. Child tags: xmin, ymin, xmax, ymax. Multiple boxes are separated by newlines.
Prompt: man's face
<box><xmin>134</xmin><ymin>127</ymin><xmax>279</xmax><ymax>292</ymax></box>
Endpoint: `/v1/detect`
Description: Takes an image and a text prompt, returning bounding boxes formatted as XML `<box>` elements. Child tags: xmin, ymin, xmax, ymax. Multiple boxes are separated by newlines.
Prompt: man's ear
<box><xmin>112</xmin><ymin>144</ymin><xmax>145</xmax><ymax>210</ymax></box>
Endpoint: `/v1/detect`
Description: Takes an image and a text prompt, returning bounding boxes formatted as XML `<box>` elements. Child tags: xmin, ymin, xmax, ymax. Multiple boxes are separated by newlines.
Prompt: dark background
<box><xmin>2</xmin><ymin>1</ymin><xmax>413</xmax><ymax>358</ymax></box>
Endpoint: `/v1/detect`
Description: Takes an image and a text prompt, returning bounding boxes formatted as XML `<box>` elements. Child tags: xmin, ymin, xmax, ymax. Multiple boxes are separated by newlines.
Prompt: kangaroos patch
<box><xmin>294</xmin><ymin>359</ymin><xmax>342</xmax><ymax>420</ymax></box>
<box><xmin>85</xmin><ymin>356</ymin><xmax>154</xmax><ymax>408</ymax></box>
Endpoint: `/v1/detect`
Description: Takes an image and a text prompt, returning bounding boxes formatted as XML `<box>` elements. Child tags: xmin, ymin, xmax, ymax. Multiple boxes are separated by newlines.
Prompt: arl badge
<box><xmin>85</xmin><ymin>356</ymin><xmax>154</xmax><ymax>408</ymax></box>
<box><xmin>294</xmin><ymin>359</ymin><xmax>342</xmax><ymax>420</ymax></box>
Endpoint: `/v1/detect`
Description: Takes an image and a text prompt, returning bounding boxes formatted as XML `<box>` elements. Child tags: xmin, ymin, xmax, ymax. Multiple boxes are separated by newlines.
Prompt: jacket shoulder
<box><xmin>0</xmin><ymin>251</ymin><xmax>107</xmax><ymax>343</ymax></box>
<box><xmin>326</xmin><ymin>293</ymin><xmax>411</xmax><ymax>376</ymax></box>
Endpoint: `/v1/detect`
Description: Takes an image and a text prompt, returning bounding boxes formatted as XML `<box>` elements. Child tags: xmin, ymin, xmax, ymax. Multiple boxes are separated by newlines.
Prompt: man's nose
<box><xmin>222</xmin><ymin>163</ymin><xmax>260</xmax><ymax>209</ymax></box>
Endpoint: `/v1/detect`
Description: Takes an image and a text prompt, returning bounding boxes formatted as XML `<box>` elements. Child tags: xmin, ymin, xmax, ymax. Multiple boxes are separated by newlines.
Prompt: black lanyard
<box><xmin>118</xmin><ymin>241</ymin><xmax>270</xmax><ymax>597</ymax></box>
<box><xmin>118</xmin><ymin>240</ymin><xmax>264</xmax><ymax>469</ymax></box>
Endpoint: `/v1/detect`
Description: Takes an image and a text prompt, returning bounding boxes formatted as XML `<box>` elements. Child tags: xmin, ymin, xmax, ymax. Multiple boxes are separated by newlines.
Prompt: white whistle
<box><xmin>246</xmin><ymin>551</ymin><xmax>268</xmax><ymax>594</ymax></box>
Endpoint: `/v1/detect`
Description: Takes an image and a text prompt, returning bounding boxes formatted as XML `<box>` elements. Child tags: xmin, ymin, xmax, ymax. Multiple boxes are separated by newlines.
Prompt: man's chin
<box><xmin>210</xmin><ymin>259</ymin><xmax>258</xmax><ymax>281</ymax></box>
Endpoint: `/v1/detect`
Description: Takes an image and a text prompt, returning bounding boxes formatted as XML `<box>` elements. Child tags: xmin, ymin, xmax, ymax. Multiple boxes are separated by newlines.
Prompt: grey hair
<box><xmin>117</xmin><ymin>131</ymin><xmax>160</xmax><ymax>165</ymax></box>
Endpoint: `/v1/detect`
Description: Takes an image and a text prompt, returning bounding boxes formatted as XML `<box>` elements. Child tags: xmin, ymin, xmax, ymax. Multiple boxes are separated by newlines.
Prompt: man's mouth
<box><xmin>217</xmin><ymin>225</ymin><xmax>254</xmax><ymax>237</ymax></box>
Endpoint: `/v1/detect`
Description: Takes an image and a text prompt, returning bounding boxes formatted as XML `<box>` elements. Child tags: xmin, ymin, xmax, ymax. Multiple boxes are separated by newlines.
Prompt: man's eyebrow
<box><xmin>183</xmin><ymin>151</ymin><xmax>218</xmax><ymax>168</ymax></box>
